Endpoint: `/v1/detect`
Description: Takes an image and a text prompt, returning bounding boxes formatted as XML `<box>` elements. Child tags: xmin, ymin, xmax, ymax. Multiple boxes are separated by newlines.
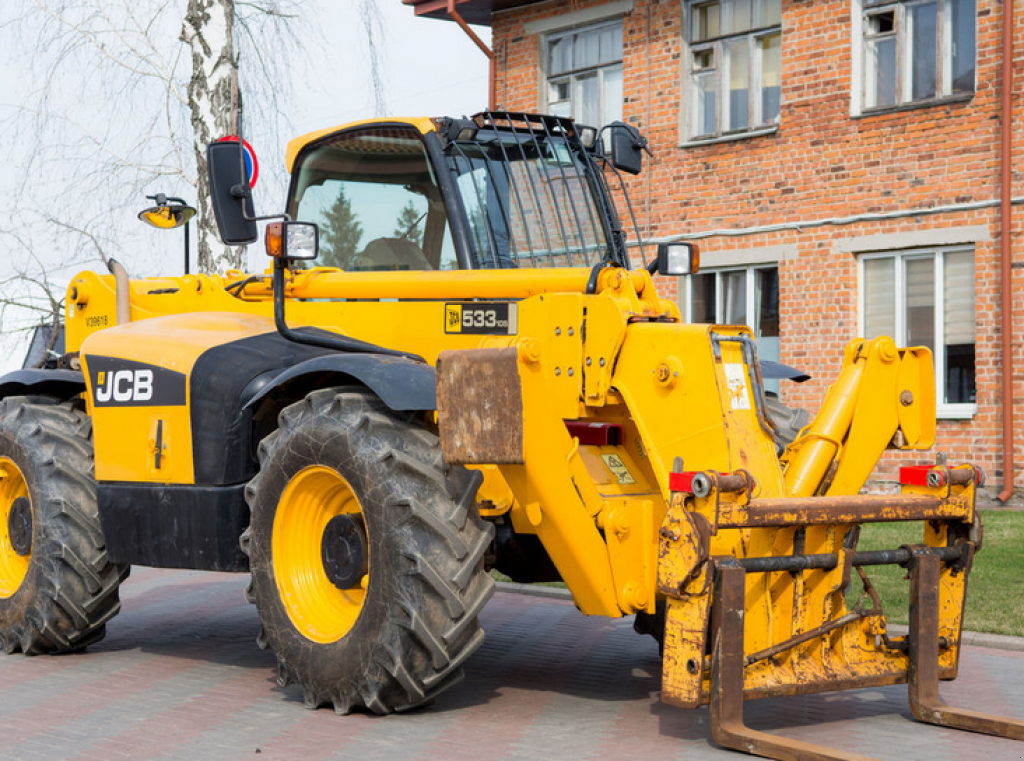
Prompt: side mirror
<box><xmin>656</xmin><ymin>242</ymin><xmax>700</xmax><ymax>276</ymax></box>
<box><xmin>266</xmin><ymin>221</ymin><xmax>319</xmax><ymax>261</ymax></box>
<box><xmin>206</xmin><ymin>140</ymin><xmax>257</xmax><ymax>245</ymax></box>
<box><xmin>608</xmin><ymin>121</ymin><xmax>646</xmax><ymax>175</ymax></box>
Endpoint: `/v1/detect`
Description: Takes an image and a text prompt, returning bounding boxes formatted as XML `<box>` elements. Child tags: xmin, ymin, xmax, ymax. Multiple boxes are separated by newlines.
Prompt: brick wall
<box><xmin>488</xmin><ymin>0</ymin><xmax>1024</xmax><ymax>500</ymax></box>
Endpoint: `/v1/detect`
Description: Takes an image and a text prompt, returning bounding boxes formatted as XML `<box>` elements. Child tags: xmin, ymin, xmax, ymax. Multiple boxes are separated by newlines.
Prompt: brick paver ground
<box><xmin>0</xmin><ymin>567</ymin><xmax>1021</xmax><ymax>761</ymax></box>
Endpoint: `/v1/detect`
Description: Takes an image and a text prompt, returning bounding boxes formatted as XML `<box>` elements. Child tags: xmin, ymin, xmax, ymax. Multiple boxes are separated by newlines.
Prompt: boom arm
<box><xmin>781</xmin><ymin>336</ymin><xmax>936</xmax><ymax>497</ymax></box>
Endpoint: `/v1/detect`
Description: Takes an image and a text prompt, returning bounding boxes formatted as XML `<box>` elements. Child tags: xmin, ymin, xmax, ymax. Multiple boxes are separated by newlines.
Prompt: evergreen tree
<box><xmin>319</xmin><ymin>185</ymin><xmax>363</xmax><ymax>269</ymax></box>
<box><xmin>392</xmin><ymin>201</ymin><xmax>425</xmax><ymax>247</ymax></box>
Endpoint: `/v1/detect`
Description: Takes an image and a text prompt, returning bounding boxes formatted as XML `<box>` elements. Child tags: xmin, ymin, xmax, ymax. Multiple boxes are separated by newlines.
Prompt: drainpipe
<box><xmin>447</xmin><ymin>0</ymin><xmax>496</xmax><ymax>110</ymax></box>
<box><xmin>998</xmin><ymin>0</ymin><xmax>1016</xmax><ymax>503</ymax></box>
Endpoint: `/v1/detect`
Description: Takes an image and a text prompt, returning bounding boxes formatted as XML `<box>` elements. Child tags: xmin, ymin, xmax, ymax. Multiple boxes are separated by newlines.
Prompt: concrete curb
<box><xmin>494</xmin><ymin>581</ymin><xmax>1024</xmax><ymax>653</ymax></box>
<box><xmin>885</xmin><ymin>624</ymin><xmax>1024</xmax><ymax>652</ymax></box>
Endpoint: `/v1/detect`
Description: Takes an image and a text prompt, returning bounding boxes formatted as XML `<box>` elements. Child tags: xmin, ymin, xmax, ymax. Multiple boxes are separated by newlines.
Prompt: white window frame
<box><xmin>682</xmin><ymin>0</ymin><xmax>782</xmax><ymax>143</ymax></box>
<box><xmin>683</xmin><ymin>263</ymin><xmax>782</xmax><ymax>392</ymax></box>
<box><xmin>857</xmin><ymin>246</ymin><xmax>977</xmax><ymax>419</ymax></box>
<box><xmin>544</xmin><ymin>19</ymin><xmax>624</xmax><ymax>128</ymax></box>
<box><xmin>851</xmin><ymin>0</ymin><xmax>976</xmax><ymax>115</ymax></box>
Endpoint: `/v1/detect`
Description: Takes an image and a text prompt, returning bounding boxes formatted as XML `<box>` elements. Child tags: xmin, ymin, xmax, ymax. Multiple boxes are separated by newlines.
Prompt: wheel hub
<box><xmin>7</xmin><ymin>497</ymin><xmax>31</xmax><ymax>557</ymax></box>
<box><xmin>321</xmin><ymin>514</ymin><xmax>367</xmax><ymax>591</ymax></box>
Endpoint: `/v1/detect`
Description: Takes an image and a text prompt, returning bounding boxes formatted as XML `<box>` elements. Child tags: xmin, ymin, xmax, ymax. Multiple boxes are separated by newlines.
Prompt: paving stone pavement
<box><xmin>0</xmin><ymin>567</ymin><xmax>1021</xmax><ymax>761</ymax></box>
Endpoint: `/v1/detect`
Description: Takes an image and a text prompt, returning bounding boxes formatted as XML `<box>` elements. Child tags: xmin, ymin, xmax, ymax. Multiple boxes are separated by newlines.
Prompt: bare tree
<box><xmin>359</xmin><ymin>0</ymin><xmax>388</xmax><ymax>116</ymax></box>
<box><xmin>3</xmin><ymin>0</ymin><xmax>313</xmax><ymax>275</ymax></box>
<box><xmin>0</xmin><ymin>0</ymin><xmax>389</xmax><ymax>368</ymax></box>
<box><xmin>183</xmin><ymin>0</ymin><xmax>242</xmax><ymax>271</ymax></box>
<box><xmin>0</xmin><ymin>215</ymin><xmax>114</xmax><ymax>368</ymax></box>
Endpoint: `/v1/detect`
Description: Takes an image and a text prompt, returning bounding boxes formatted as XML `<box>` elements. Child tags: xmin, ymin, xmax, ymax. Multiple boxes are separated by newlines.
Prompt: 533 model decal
<box><xmin>444</xmin><ymin>303</ymin><xmax>518</xmax><ymax>335</ymax></box>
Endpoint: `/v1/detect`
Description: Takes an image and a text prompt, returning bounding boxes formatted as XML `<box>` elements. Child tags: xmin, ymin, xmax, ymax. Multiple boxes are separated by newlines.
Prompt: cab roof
<box><xmin>285</xmin><ymin>116</ymin><xmax>437</xmax><ymax>173</ymax></box>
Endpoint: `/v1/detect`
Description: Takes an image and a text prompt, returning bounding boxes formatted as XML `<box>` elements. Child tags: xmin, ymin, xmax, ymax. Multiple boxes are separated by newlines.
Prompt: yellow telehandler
<box><xmin>0</xmin><ymin>112</ymin><xmax>1019</xmax><ymax>760</ymax></box>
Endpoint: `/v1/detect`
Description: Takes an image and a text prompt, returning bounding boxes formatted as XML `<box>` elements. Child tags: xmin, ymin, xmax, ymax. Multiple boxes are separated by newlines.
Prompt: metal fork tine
<box><xmin>907</xmin><ymin>549</ymin><xmax>1024</xmax><ymax>740</ymax></box>
<box><xmin>710</xmin><ymin>561</ymin><xmax>879</xmax><ymax>761</ymax></box>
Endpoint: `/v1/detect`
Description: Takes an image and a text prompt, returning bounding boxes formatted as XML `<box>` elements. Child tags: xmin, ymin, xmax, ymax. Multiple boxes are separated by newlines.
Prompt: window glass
<box><xmin>576</xmin><ymin>28</ymin><xmax>601</xmax><ymax>69</ymax></box>
<box><xmin>722</xmin><ymin>270</ymin><xmax>748</xmax><ymax>324</ymax></box>
<box><xmin>760</xmin><ymin>0</ymin><xmax>781</xmax><ymax>27</ymax></box>
<box><xmin>860</xmin><ymin>249</ymin><xmax>975</xmax><ymax>412</ymax></box>
<box><xmin>905</xmin><ymin>256</ymin><xmax>935</xmax><ymax>350</ymax></box>
<box><xmin>943</xmin><ymin>250</ymin><xmax>975</xmax><ymax>403</ymax></box>
<box><xmin>860</xmin><ymin>0</ymin><xmax>975</xmax><ymax>111</ymax></box>
<box><xmin>761</xmin><ymin>33</ymin><xmax>782</xmax><ymax>123</ymax></box>
<box><xmin>546</xmin><ymin>22</ymin><xmax>623</xmax><ymax>128</ymax></box>
<box><xmin>599</xmin><ymin>25</ymin><xmax>623</xmax><ymax>61</ymax></box>
<box><xmin>909</xmin><ymin>2</ymin><xmax>938</xmax><ymax>101</ymax></box>
<box><xmin>863</xmin><ymin>257</ymin><xmax>896</xmax><ymax>339</ymax></box>
<box><xmin>576</xmin><ymin>74</ymin><xmax>600</xmax><ymax>126</ymax></box>
<box><xmin>290</xmin><ymin>128</ymin><xmax>453</xmax><ymax>271</ymax></box>
<box><xmin>691</xmin><ymin>273</ymin><xmax>717</xmax><ymax>322</ymax></box>
<box><xmin>447</xmin><ymin>130</ymin><xmax>610</xmax><ymax>269</ymax></box>
<box><xmin>727</xmin><ymin>39</ymin><xmax>750</xmax><ymax>131</ymax></box>
<box><xmin>693</xmin><ymin>2</ymin><xmax>721</xmax><ymax>41</ymax></box>
<box><xmin>951</xmin><ymin>0</ymin><xmax>976</xmax><ymax>93</ymax></box>
<box><xmin>688</xmin><ymin>265</ymin><xmax>780</xmax><ymax>391</ymax></box>
<box><xmin>867</xmin><ymin>33</ymin><xmax>897</xmax><ymax>107</ymax></box>
<box><xmin>694</xmin><ymin>70</ymin><xmax>718</xmax><ymax>136</ymax></box>
<box><xmin>601</xmin><ymin>66</ymin><xmax>624</xmax><ymax>128</ymax></box>
<box><xmin>756</xmin><ymin>267</ymin><xmax>780</xmax><ymax>337</ymax></box>
<box><xmin>729</xmin><ymin>0</ymin><xmax>753</xmax><ymax>34</ymax></box>
<box><xmin>550</xmin><ymin>36</ymin><xmax>572</xmax><ymax>75</ymax></box>
<box><xmin>687</xmin><ymin>0</ymin><xmax>781</xmax><ymax>140</ymax></box>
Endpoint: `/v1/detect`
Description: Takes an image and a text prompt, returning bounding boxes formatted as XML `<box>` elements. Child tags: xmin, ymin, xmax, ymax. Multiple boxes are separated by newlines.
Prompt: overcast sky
<box><xmin>0</xmin><ymin>1</ymin><xmax>491</xmax><ymax>371</ymax></box>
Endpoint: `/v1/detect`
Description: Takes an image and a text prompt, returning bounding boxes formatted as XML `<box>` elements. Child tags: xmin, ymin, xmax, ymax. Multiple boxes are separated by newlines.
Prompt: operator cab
<box><xmin>284</xmin><ymin>113</ymin><xmax>636</xmax><ymax>273</ymax></box>
<box><xmin>289</xmin><ymin>126</ymin><xmax>456</xmax><ymax>272</ymax></box>
<box><xmin>207</xmin><ymin>112</ymin><xmax>696</xmax><ymax>278</ymax></box>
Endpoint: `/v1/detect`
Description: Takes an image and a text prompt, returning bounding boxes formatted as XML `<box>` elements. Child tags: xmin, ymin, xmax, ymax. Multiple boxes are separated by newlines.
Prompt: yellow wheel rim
<box><xmin>272</xmin><ymin>465</ymin><xmax>368</xmax><ymax>644</ymax></box>
<box><xmin>0</xmin><ymin>457</ymin><xmax>31</xmax><ymax>599</ymax></box>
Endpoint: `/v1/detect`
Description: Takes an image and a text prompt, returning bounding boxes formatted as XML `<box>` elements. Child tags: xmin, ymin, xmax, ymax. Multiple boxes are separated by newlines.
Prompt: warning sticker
<box><xmin>723</xmin><ymin>364</ymin><xmax>751</xmax><ymax>410</ymax></box>
<box><xmin>601</xmin><ymin>453</ymin><xmax>637</xmax><ymax>485</ymax></box>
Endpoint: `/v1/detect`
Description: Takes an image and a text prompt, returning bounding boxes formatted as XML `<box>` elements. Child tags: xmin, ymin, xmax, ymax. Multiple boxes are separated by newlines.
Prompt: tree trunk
<box><xmin>183</xmin><ymin>0</ymin><xmax>243</xmax><ymax>273</ymax></box>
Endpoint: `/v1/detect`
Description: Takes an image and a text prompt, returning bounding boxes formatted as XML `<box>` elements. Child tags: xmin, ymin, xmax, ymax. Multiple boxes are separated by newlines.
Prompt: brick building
<box><xmin>404</xmin><ymin>0</ymin><xmax>1023</xmax><ymax>501</ymax></box>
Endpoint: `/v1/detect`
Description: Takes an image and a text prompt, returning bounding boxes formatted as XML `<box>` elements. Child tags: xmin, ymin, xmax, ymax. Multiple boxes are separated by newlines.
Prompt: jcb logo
<box><xmin>95</xmin><ymin>369</ymin><xmax>154</xmax><ymax>403</ymax></box>
<box><xmin>87</xmin><ymin>356</ymin><xmax>186</xmax><ymax>407</ymax></box>
<box><xmin>445</xmin><ymin>305</ymin><xmax>463</xmax><ymax>332</ymax></box>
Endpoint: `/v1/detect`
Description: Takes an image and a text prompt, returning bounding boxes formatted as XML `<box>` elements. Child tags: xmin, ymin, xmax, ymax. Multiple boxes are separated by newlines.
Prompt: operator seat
<box><xmin>355</xmin><ymin>237</ymin><xmax>431</xmax><ymax>271</ymax></box>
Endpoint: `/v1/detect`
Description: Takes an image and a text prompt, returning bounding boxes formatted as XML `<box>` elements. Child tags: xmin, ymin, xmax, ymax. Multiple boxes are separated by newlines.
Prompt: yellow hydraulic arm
<box><xmin>782</xmin><ymin>335</ymin><xmax>935</xmax><ymax>498</ymax></box>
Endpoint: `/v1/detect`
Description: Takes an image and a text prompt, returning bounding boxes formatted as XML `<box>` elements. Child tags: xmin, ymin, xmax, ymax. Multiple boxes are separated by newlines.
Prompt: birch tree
<box><xmin>183</xmin><ymin>0</ymin><xmax>242</xmax><ymax>271</ymax></box>
<box><xmin>0</xmin><ymin>0</ymin><xmax>389</xmax><ymax>365</ymax></box>
<box><xmin>1</xmin><ymin>0</ymin><xmax>384</xmax><ymax>273</ymax></box>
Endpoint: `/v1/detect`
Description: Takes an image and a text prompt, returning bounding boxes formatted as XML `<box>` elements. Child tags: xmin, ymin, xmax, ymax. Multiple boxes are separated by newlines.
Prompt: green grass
<box><xmin>491</xmin><ymin>510</ymin><xmax>1023</xmax><ymax>637</ymax></box>
<box><xmin>849</xmin><ymin>509</ymin><xmax>1024</xmax><ymax>637</ymax></box>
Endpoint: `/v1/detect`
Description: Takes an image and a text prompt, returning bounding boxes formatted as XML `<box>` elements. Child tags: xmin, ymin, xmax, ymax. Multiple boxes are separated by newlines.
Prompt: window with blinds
<box><xmin>546</xmin><ymin>21</ymin><xmax>623</xmax><ymax>132</ymax></box>
<box><xmin>860</xmin><ymin>248</ymin><xmax>976</xmax><ymax>413</ymax></box>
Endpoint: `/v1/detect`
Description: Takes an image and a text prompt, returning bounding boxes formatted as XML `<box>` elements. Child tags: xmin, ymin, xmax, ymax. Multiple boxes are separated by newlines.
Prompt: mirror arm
<box><xmin>270</xmin><ymin>258</ymin><xmax>423</xmax><ymax>361</ymax></box>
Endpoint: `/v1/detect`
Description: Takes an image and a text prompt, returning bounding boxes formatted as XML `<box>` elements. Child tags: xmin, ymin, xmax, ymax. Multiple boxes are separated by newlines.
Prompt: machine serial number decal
<box><xmin>86</xmin><ymin>356</ymin><xmax>186</xmax><ymax>407</ymax></box>
<box><xmin>444</xmin><ymin>303</ymin><xmax>518</xmax><ymax>335</ymax></box>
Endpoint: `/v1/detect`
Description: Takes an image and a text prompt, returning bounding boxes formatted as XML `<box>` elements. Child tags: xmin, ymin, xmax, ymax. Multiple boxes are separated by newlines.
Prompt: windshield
<box><xmin>446</xmin><ymin>122</ymin><xmax>612</xmax><ymax>269</ymax></box>
<box><xmin>289</xmin><ymin>126</ymin><xmax>458</xmax><ymax>271</ymax></box>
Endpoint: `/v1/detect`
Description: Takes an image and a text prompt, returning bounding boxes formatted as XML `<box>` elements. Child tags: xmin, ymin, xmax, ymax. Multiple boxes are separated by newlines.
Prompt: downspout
<box><xmin>998</xmin><ymin>0</ymin><xmax>1016</xmax><ymax>503</ymax></box>
<box><xmin>447</xmin><ymin>0</ymin><xmax>496</xmax><ymax>110</ymax></box>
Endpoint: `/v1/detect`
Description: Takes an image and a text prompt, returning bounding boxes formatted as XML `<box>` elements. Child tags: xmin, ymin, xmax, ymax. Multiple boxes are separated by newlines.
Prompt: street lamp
<box><xmin>137</xmin><ymin>193</ymin><xmax>197</xmax><ymax>275</ymax></box>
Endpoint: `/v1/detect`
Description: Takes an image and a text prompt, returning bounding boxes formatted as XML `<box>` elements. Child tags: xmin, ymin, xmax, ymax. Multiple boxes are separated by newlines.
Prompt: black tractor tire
<box><xmin>0</xmin><ymin>396</ymin><xmax>128</xmax><ymax>654</ymax></box>
<box><xmin>242</xmin><ymin>387</ymin><xmax>495</xmax><ymax>714</ymax></box>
